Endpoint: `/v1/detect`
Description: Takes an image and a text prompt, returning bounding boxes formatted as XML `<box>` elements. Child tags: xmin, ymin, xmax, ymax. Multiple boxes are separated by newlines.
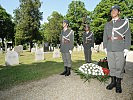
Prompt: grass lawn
<box><xmin>0</xmin><ymin>50</ymin><xmax>106</xmax><ymax>90</ymax></box>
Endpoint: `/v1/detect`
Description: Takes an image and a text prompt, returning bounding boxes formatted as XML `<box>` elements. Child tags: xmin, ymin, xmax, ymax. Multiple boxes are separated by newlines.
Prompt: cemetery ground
<box><xmin>0</xmin><ymin>51</ymin><xmax>133</xmax><ymax>100</ymax></box>
<box><xmin>0</xmin><ymin>50</ymin><xmax>105</xmax><ymax>90</ymax></box>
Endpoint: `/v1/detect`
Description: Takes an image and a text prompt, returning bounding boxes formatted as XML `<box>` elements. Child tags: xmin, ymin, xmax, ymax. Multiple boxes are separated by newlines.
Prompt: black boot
<box><xmin>116</xmin><ymin>78</ymin><xmax>122</xmax><ymax>93</ymax></box>
<box><xmin>106</xmin><ymin>76</ymin><xmax>116</xmax><ymax>90</ymax></box>
<box><xmin>65</xmin><ymin>67</ymin><xmax>71</xmax><ymax>76</ymax></box>
<box><xmin>60</xmin><ymin>66</ymin><xmax>67</xmax><ymax>75</ymax></box>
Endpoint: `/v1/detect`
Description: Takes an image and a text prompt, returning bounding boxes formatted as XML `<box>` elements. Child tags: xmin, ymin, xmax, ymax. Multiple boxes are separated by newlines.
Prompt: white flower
<box><xmin>92</xmin><ymin>72</ymin><xmax>96</xmax><ymax>75</ymax></box>
<box><xmin>81</xmin><ymin>65</ymin><xmax>85</xmax><ymax>69</ymax></box>
<box><xmin>90</xmin><ymin>67</ymin><xmax>92</xmax><ymax>69</ymax></box>
<box><xmin>84</xmin><ymin>71</ymin><xmax>87</xmax><ymax>74</ymax></box>
<box><xmin>95</xmin><ymin>70</ymin><xmax>98</xmax><ymax>72</ymax></box>
<box><xmin>79</xmin><ymin>68</ymin><xmax>84</xmax><ymax>73</ymax></box>
<box><xmin>88</xmin><ymin>71</ymin><xmax>91</xmax><ymax>74</ymax></box>
<box><xmin>98</xmin><ymin>73</ymin><xmax>102</xmax><ymax>75</ymax></box>
<box><xmin>92</xmin><ymin>64</ymin><xmax>96</xmax><ymax>67</ymax></box>
<box><xmin>84</xmin><ymin>68</ymin><xmax>87</xmax><ymax>71</ymax></box>
<box><xmin>83</xmin><ymin>64</ymin><xmax>87</xmax><ymax>66</ymax></box>
<box><xmin>101</xmin><ymin>72</ymin><xmax>104</xmax><ymax>76</ymax></box>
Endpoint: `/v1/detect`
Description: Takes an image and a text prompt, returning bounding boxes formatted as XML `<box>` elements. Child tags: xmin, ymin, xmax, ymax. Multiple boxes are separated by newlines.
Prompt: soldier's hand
<box><xmin>69</xmin><ymin>50</ymin><xmax>72</xmax><ymax>54</ymax></box>
<box><xmin>91</xmin><ymin>47</ymin><xmax>93</xmax><ymax>51</ymax></box>
<box><xmin>124</xmin><ymin>49</ymin><xmax>129</xmax><ymax>57</ymax></box>
<box><xmin>104</xmin><ymin>48</ymin><xmax>107</xmax><ymax>55</ymax></box>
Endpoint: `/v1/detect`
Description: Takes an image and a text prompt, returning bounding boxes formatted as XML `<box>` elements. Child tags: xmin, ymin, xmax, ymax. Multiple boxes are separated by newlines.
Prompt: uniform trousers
<box><xmin>84</xmin><ymin>48</ymin><xmax>92</xmax><ymax>63</ymax></box>
<box><xmin>62</xmin><ymin>53</ymin><xmax>71</xmax><ymax>67</ymax></box>
<box><xmin>107</xmin><ymin>52</ymin><xmax>125</xmax><ymax>78</ymax></box>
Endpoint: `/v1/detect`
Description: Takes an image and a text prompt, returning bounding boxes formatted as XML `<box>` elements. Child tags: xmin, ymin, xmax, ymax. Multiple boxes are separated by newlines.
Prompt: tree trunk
<box><xmin>2</xmin><ymin>37</ymin><xmax>5</xmax><ymax>51</ymax></box>
<box><xmin>30</xmin><ymin>42</ymin><xmax>33</xmax><ymax>52</ymax></box>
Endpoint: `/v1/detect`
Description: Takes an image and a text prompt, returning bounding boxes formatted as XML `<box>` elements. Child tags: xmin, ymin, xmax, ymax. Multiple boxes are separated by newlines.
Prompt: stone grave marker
<box><xmin>125</xmin><ymin>51</ymin><xmax>133</xmax><ymax>76</ymax></box>
<box><xmin>5</xmin><ymin>51</ymin><xmax>19</xmax><ymax>66</ymax></box>
<box><xmin>35</xmin><ymin>49</ymin><xmax>44</xmax><ymax>61</ymax></box>
<box><xmin>53</xmin><ymin>49</ymin><xmax>60</xmax><ymax>58</ymax></box>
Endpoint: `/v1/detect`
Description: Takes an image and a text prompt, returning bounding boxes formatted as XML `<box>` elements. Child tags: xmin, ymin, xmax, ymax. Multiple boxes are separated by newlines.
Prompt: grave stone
<box><xmin>53</xmin><ymin>49</ymin><xmax>60</xmax><ymax>58</ymax></box>
<box><xmin>125</xmin><ymin>51</ymin><xmax>133</xmax><ymax>76</ymax></box>
<box><xmin>31</xmin><ymin>48</ymin><xmax>36</xmax><ymax>53</ymax></box>
<box><xmin>5</xmin><ymin>51</ymin><xmax>19</xmax><ymax>66</ymax></box>
<box><xmin>35</xmin><ymin>49</ymin><xmax>44</xmax><ymax>61</ymax></box>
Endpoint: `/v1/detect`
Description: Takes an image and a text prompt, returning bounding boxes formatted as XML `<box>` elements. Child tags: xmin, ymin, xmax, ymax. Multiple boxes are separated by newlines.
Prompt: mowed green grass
<box><xmin>0</xmin><ymin>50</ymin><xmax>106</xmax><ymax>90</ymax></box>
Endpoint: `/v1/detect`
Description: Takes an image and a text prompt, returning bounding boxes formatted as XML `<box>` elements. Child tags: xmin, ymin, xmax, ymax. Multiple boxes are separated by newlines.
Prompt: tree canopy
<box><xmin>90</xmin><ymin>0</ymin><xmax>133</xmax><ymax>44</ymax></box>
<box><xmin>14</xmin><ymin>0</ymin><xmax>43</xmax><ymax>46</ymax></box>
<box><xmin>40</xmin><ymin>11</ymin><xmax>63</xmax><ymax>46</ymax></box>
<box><xmin>66</xmin><ymin>1</ymin><xmax>90</xmax><ymax>45</ymax></box>
<box><xmin>0</xmin><ymin>5</ymin><xmax>14</xmax><ymax>50</ymax></box>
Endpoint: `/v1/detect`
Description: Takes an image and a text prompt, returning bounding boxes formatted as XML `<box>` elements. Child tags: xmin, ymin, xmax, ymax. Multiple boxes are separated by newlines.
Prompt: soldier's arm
<box><xmin>103</xmin><ymin>24</ymin><xmax>108</xmax><ymax>49</ymax></box>
<box><xmin>60</xmin><ymin>31</ymin><xmax>62</xmax><ymax>45</ymax></box>
<box><xmin>70</xmin><ymin>30</ymin><xmax>74</xmax><ymax>50</ymax></box>
<box><xmin>92</xmin><ymin>33</ymin><xmax>95</xmax><ymax>48</ymax></box>
<box><xmin>124</xmin><ymin>22</ymin><xmax>131</xmax><ymax>50</ymax></box>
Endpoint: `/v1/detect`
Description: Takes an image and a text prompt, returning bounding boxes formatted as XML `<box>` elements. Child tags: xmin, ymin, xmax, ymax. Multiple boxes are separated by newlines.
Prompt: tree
<box><xmin>14</xmin><ymin>0</ymin><xmax>42</xmax><ymax>50</ymax></box>
<box><xmin>40</xmin><ymin>11</ymin><xmax>63</xmax><ymax>46</ymax></box>
<box><xmin>66</xmin><ymin>1</ymin><xmax>90</xmax><ymax>45</ymax></box>
<box><xmin>90</xmin><ymin>0</ymin><xmax>133</xmax><ymax>44</ymax></box>
<box><xmin>0</xmin><ymin>5</ymin><xmax>14</xmax><ymax>50</ymax></box>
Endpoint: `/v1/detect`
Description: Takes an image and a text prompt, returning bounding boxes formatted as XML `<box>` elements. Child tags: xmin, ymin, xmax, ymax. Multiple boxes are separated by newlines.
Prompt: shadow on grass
<box><xmin>0</xmin><ymin>59</ymin><xmax>98</xmax><ymax>90</ymax></box>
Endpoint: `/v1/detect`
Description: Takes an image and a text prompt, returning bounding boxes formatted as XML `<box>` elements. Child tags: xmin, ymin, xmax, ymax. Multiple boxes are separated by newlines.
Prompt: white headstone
<box><xmin>94</xmin><ymin>45</ymin><xmax>100</xmax><ymax>52</ymax></box>
<box><xmin>31</xmin><ymin>48</ymin><xmax>36</xmax><ymax>53</ymax></box>
<box><xmin>53</xmin><ymin>49</ymin><xmax>60</xmax><ymax>58</ymax></box>
<box><xmin>0</xmin><ymin>48</ymin><xmax>2</xmax><ymax>53</ymax></box>
<box><xmin>99</xmin><ymin>42</ymin><xmax>104</xmax><ymax>52</ymax></box>
<box><xmin>19</xmin><ymin>45</ymin><xmax>23</xmax><ymax>53</ymax></box>
<box><xmin>73</xmin><ymin>47</ymin><xmax>77</xmax><ymax>51</ymax></box>
<box><xmin>7</xmin><ymin>48</ymin><xmax>10</xmax><ymax>51</ymax></box>
<box><xmin>14</xmin><ymin>45</ymin><xmax>23</xmax><ymax>55</ymax></box>
<box><xmin>125</xmin><ymin>51</ymin><xmax>133</xmax><ymax>76</ymax></box>
<box><xmin>35</xmin><ymin>49</ymin><xmax>44</xmax><ymax>61</ymax></box>
<box><xmin>5</xmin><ymin>51</ymin><xmax>19</xmax><ymax>66</ymax></box>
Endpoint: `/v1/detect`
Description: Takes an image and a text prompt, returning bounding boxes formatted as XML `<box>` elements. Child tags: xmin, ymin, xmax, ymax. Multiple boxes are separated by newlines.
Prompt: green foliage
<box><xmin>14</xmin><ymin>0</ymin><xmax>43</xmax><ymax>45</ymax></box>
<box><xmin>66</xmin><ymin>1</ymin><xmax>90</xmax><ymax>45</ymax></box>
<box><xmin>73</xmin><ymin>68</ymin><xmax>109</xmax><ymax>83</ymax></box>
<box><xmin>0</xmin><ymin>5</ymin><xmax>14</xmax><ymax>48</ymax></box>
<box><xmin>91</xmin><ymin>0</ymin><xmax>133</xmax><ymax>44</ymax></box>
<box><xmin>40</xmin><ymin>11</ymin><xmax>63</xmax><ymax>45</ymax></box>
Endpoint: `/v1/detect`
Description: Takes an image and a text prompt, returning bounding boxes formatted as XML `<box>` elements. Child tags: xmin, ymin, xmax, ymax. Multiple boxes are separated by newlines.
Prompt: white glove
<box><xmin>124</xmin><ymin>49</ymin><xmax>129</xmax><ymax>57</ymax></box>
<box><xmin>69</xmin><ymin>50</ymin><xmax>72</xmax><ymax>54</ymax></box>
<box><xmin>104</xmin><ymin>48</ymin><xmax>107</xmax><ymax>55</ymax></box>
<box><xmin>91</xmin><ymin>47</ymin><xmax>93</xmax><ymax>51</ymax></box>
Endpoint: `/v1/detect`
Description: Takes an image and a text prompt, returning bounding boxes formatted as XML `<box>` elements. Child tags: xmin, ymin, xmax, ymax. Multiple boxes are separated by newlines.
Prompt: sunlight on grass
<box><xmin>0</xmin><ymin>50</ymin><xmax>106</xmax><ymax>90</ymax></box>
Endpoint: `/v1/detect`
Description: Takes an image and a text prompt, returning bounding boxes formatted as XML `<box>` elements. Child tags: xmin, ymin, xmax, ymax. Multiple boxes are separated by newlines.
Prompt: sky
<box><xmin>0</xmin><ymin>0</ymin><xmax>101</xmax><ymax>23</ymax></box>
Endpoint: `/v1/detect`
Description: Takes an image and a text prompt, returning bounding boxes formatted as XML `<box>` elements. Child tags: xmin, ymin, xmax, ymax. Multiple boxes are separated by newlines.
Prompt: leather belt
<box><xmin>108</xmin><ymin>36</ymin><xmax>124</xmax><ymax>40</ymax></box>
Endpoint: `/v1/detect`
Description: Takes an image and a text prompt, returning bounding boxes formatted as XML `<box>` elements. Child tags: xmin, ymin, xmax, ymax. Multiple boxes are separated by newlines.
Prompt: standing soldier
<box><xmin>60</xmin><ymin>20</ymin><xmax>74</xmax><ymax>76</ymax></box>
<box><xmin>103</xmin><ymin>5</ymin><xmax>131</xmax><ymax>93</ymax></box>
<box><xmin>83</xmin><ymin>24</ymin><xmax>94</xmax><ymax>63</ymax></box>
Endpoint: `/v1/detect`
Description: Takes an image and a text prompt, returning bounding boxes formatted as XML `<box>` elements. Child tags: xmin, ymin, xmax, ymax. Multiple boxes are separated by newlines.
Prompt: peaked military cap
<box><xmin>63</xmin><ymin>20</ymin><xmax>69</xmax><ymax>25</ymax></box>
<box><xmin>110</xmin><ymin>5</ymin><xmax>120</xmax><ymax>12</ymax></box>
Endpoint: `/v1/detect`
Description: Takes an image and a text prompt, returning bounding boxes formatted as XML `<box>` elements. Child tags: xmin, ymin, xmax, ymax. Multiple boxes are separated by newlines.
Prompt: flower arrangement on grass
<box><xmin>98</xmin><ymin>57</ymin><xmax>109</xmax><ymax>69</ymax></box>
<box><xmin>74</xmin><ymin>63</ymin><xmax>110</xmax><ymax>83</ymax></box>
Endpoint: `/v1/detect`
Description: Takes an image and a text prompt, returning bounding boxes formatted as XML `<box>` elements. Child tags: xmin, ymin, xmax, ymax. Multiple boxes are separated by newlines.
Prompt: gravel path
<box><xmin>0</xmin><ymin>72</ymin><xmax>132</xmax><ymax>100</ymax></box>
<box><xmin>0</xmin><ymin>52</ymin><xmax>133</xmax><ymax>100</ymax></box>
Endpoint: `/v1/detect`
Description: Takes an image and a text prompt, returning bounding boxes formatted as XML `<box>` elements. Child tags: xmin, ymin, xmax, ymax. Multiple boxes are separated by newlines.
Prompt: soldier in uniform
<box><xmin>103</xmin><ymin>5</ymin><xmax>131</xmax><ymax>93</ymax></box>
<box><xmin>83</xmin><ymin>24</ymin><xmax>94</xmax><ymax>63</ymax></box>
<box><xmin>60</xmin><ymin>20</ymin><xmax>74</xmax><ymax>76</ymax></box>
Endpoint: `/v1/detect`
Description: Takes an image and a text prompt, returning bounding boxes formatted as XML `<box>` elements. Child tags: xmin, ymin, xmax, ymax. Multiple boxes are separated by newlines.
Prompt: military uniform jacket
<box><xmin>60</xmin><ymin>28</ymin><xmax>74</xmax><ymax>53</ymax></box>
<box><xmin>103</xmin><ymin>19</ymin><xmax>131</xmax><ymax>52</ymax></box>
<box><xmin>83</xmin><ymin>31</ymin><xmax>94</xmax><ymax>49</ymax></box>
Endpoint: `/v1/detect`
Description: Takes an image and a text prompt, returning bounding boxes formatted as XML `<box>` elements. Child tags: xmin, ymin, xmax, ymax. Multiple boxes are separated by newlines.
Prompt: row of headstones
<box><xmin>5</xmin><ymin>48</ymin><xmax>60</xmax><ymax>66</ymax></box>
<box><xmin>0</xmin><ymin>45</ymin><xmax>23</xmax><ymax>54</ymax></box>
<box><xmin>72</xmin><ymin>42</ymin><xmax>104</xmax><ymax>52</ymax></box>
